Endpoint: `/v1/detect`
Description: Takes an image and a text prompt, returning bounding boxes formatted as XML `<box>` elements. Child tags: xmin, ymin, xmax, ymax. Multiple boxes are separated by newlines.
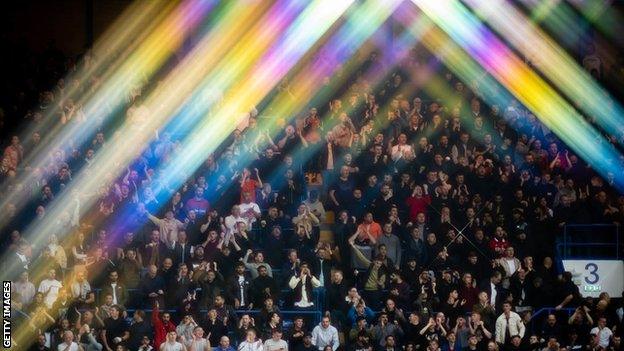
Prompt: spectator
<box><xmin>263</xmin><ymin>329</ymin><xmax>288</xmax><ymax>351</ymax></box>
<box><xmin>186</xmin><ymin>326</ymin><xmax>210</xmax><ymax>351</ymax></box>
<box><xmin>152</xmin><ymin>302</ymin><xmax>176</xmax><ymax>350</ymax></box>
<box><xmin>377</xmin><ymin>223</ymin><xmax>402</xmax><ymax>270</ymax></box>
<box><xmin>201</xmin><ymin>308</ymin><xmax>228</xmax><ymax>347</ymax></box>
<box><xmin>227</xmin><ymin>262</ymin><xmax>253</xmax><ymax>309</ymax></box>
<box><xmin>101</xmin><ymin>270</ymin><xmax>127</xmax><ymax>307</ymax></box>
<box><xmin>70</xmin><ymin>271</ymin><xmax>95</xmax><ymax>309</ymax></box>
<box><xmin>238</xmin><ymin>329</ymin><xmax>263</xmax><ymax>351</ymax></box>
<box><xmin>159</xmin><ymin>331</ymin><xmax>184</xmax><ymax>351</ymax></box>
<box><xmin>13</xmin><ymin>271</ymin><xmax>36</xmax><ymax>306</ymax></box>
<box><xmin>57</xmin><ymin>330</ymin><xmax>81</xmax><ymax>351</ymax></box>
<box><xmin>146</xmin><ymin>209</ymin><xmax>185</xmax><ymax>247</ymax></box>
<box><xmin>100</xmin><ymin>305</ymin><xmax>129</xmax><ymax>351</ymax></box>
<box><xmin>186</xmin><ymin>187</ymin><xmax>210</xmax><ymax>216</ymax></box>
<box><xmin>240</xmin><ymin>191</ymin><xmax>261</xmax><ymax>228</ymax></box>
<box><xmin>214</xmin><ymin>336</ymin><xmax>235</xmax><ymax>351</ymax></box>
<box><xmin>286</xmin><ymin>317</ymin><xmax>307</xmax><ymax>350</ymax></box>
<box><xmin>311</xmin><ymin>317</ymin><xmax>339</xmax><ymax>351</ymax></box>
<box><xmin>590</xmin><ymin>317</ymin><xmax>613</xmax><ymax>348</ymax></box>
<box><xmin>371</xmin><ymin>312</ymin><xmax>404</xmax><ymax>349</ymax></box>
<box><xmin>250</xmin><ymin>265</ymin><xmax>279</xmax><ymax>307</ymax></box>
<box><xmin>127</xmin><ymin>310</ymin><xmax>152</xmax><ymax>351</ymax></box>
<box><xmin>494</xmin><ymin>302</ymin><xmax>525</xmax><ymax>345</ymax></box>
<box><xmin>141</xmin><ymin>265</ymin><xmax>166</xmax><ymax>308</ymax></box>
<box><xmin>243</xmin><ymin>250</ymin><xmax>274</xmax><ymax>279</ymax></box>
<box><xmin>38</xmin><ymin>268</ymin><xmax>63</xmax><ymax>309</ymax></box>
<box><xmin>292</xmin><ymin>204</ymin><xmax>320</xmax><ymax>241</ymax></box>
<box><xmin>288</xmin><ymin>262</ymin><xmax>321</xmax><ymax>308</ymax></box>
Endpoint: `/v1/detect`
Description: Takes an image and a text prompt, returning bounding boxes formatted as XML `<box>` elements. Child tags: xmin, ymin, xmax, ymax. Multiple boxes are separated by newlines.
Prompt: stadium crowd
<box><xmin>1</xmin><ymin>38</ymin><xmax>624</xmax><ymax>351</ymax></box>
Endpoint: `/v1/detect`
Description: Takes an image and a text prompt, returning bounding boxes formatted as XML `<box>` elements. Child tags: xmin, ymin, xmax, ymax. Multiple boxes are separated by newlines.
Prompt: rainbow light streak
<box><xmin>0</xmin><ymin>0</ymin><xmax>216</xmax><ymax>227</ymax></box>
<box><xmin>245</xmin><ymin>0</ymin><xmax>405</xmax><ymax>185</ymax></box>
<box><xmin>11</xmin><ymin>1</ymin><xmax>170</xmax><ymax>168</ymax></box>
<box><xmin>410</xmin><ymin>0</ymin><xmax>624</xmax><ymax>191</ymax></box>
<box><xmin>109</xmin><ymin>0</ymin><xmax>355</xmax><ymax>229</ymax></box>
<box><xmin>159</xmin><ymin>0</ymin><xmax>355</xmax><ymax>186</ymax></box>
<box><xmin>521</xmin><ymin>0</ymin><xmax>584</xmax><ymax>49</ymax></box>
<box><xmin>463</xmin><ymin>0</ymin><xmax>624</xmax><ymax>144</ymax></box>
<box><xmin>569</xmin><ymin>0</ymin><xmax>624</xmax><ymax>42</ymax></box>
<box><xmin>4</xmin><ymin>0</ymin><xmax>265</xmax><ymax>257</ymax></box>
<box><xmin>264</xmin><ymin>0</ymin><xmax>404</xmax><ymax>133</ymax></box>
<box><xmin>394</xmin><ymin>8</ymin><xmax>515</xmax><ymax>113</ymax></box>
<box><xmin>85</xmin><ymin>2</ymin><xmax>288</xmax><ymax>235</ymax></box>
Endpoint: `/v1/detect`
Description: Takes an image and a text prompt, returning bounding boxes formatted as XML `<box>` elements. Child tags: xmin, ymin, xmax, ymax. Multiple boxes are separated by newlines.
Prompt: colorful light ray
<box><xmin>409</xmin><ymin>0</ymin><xmax>624</xmax><ymax>191</ymax></box>
<box><xmin>153</xmin><ymin>0</ymin><xmax>356</xmax><ymax>203</ymax></box>
<box><xmin>463</xmin><ymin>0</ymin><xmax>624</xmax><ymax>146</ymax></box>
<box><xmin>0</xmin><ymin>0</ymin><xmax>217</xmax><ymax>228</ymax></box>
<box><xmin>3</xmin><ymin>0</ymin><xmax>272</xmax><ymax>274</ymax></box>
<box><xmin>11</xmin><ymin>1</ymin><xmax>171</xmax><ymax>167</ymax></box>
<box><xmin>227</xmin><ymin>0</ymin><xmax>405</xmax><ymax>188</ymax></box>
<box><xmin>569</xmin><ymin>0</ymin><xmax>624</xmax><ymax>43</ymax></box>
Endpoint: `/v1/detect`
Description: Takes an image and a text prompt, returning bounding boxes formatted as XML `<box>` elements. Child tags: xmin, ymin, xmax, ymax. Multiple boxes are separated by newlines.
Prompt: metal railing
<box><xmin>561</xmin><ymin>223</ymin><xmax>621</xmax><ymax>260</ymax></box>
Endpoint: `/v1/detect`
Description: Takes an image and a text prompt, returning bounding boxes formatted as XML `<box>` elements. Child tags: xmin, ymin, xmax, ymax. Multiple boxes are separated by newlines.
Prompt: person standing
<box><xmin>494</xmin><ymin>302</ymin><xmax>525</xmax><ymax>345</ymax></box>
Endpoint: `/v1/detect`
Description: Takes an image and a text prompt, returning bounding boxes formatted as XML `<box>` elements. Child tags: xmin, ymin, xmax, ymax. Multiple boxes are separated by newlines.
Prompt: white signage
<box><xmin>562</xmin><ymin>260</ymin><xmax>624</xmax><ymax>297</ymax></box>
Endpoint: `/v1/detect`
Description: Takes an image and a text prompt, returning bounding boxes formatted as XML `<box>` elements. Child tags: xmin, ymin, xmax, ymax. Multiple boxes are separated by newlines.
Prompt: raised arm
<box><xmin>147</xmin><ymin>212</ymin><xmax>162</xmax><ymax>226</ymax></box>
<box><xmin>350</xmin><ymin>242</ymin><xmax>371</xmax><ymax>267</ymax></box>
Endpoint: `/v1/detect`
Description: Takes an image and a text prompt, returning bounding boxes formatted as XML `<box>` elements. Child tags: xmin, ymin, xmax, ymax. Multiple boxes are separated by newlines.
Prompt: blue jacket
<box><xmin>347</xmin><ymin>305</ymin><xmax>375</xmax><ymax>326</ymax></box>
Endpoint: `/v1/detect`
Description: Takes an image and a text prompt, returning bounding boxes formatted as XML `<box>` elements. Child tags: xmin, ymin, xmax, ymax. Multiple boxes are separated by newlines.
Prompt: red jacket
<box><xmin>406</xmin><ymin>194</ymin><xmax>431</xmax><ymax>222</ymax></box>
<box><xmin>488</xmin><ymin>237</ymin><xmax>509</xmax><ymax>257</ymax></box>
<box><xmin>152</xmin><ymin>308</ymin><xmax>176</xmax><ymax>349</ymax></box>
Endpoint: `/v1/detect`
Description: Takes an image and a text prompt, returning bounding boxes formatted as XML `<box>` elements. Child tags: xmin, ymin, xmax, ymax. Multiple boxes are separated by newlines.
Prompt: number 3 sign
<box><xmin>562</xmin><ymin>260</ymin><xmax>624</xmax><ymax>297</ymax></box>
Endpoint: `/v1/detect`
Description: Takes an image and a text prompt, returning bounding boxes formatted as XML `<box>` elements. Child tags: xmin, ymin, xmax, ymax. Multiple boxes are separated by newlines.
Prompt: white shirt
<box><xmin>311</xmin><ymin>325</ymin><xmax>339</xmax><ymax>351</ymax></box>
<box><xmin>111</xmin><ymin>283</ymin><xmax>118</xmax><ymax>304</ymax></box>
<box><xmin>160</xmin><ymin>341</ymin><xmax>185</xmax><ymax>351</ymax></box>
<box><xmin>318</xmin><ymin>260</ymin><xmax>325</xmax><ymax>287</ymax></box>
<box><xmin>263</xmin><ymin>338</ymin><xmax>288</xmax><ymax>351</ymax></box>
<box><xmin>494</xmin><ymin>312</ymin><xmax>525</xmax><ymax>344</ymax></box>
<box><xmin>239</xmin><ymin>202</ymin><xmax>261</xmax><ymax>226</ymax></box>
<box><xmin>224</xmin><ymin>215</ymin><xmax>245</xmax><ymax>233</ymax></box>
<box><xmin>39</xmin><ymin>279</ymin><xmax>63</xmax><ymax>308</ymax></box>
<box><xmin>71</xmin><ymin>280</ymin><xmax>91</xmax><ymax>300</ymax></box>
<box><xmin>502</xmin><ymin>258</ymin><xmax>519</xmax><ymax>276</ymax></box>
<box><xmin>490</xmin><ymin>282</ymin><xmax>497</xmax><ymax>306</ymax></box>
<box><xmin>289</xmin><ymin>275</ymin><xmax>321</xmax><ymax>308</ymax></box>
<box><xmin>391</xmin><ymin>144</ymin><xmax>413</xmax><ymax>161</ymax></box>
<box><xmin>57</xmin><ymin>342</ymin><xmax>79</xmax><ymax>351</ymax></box>
<box><xmin>238</xmin><ymin>340</ymin><xmax>263</xmax><ymax>351</ymax></box>
<box><xmin>590</xmin><ymin>327</ymin><xmax>613</xmax><ymax>348</ymax></box>
<box><xmin>16</xmin><ymin>252</ymin><xmax>28</xmax><ymax>267</ymax></box>
<box><xmin>238</xmin><ymin>275</ymin><xmax>246</xmax><ymax>306</ymax></box>
<box><xmin>13</xmin><ymin>281</ymin><xmax>35</xmax><ymax>305</ymax></box>
<box><xmin>188</xmin><ymin>338</ymin><xmax>209</xmax><ymax>351</ymax></box>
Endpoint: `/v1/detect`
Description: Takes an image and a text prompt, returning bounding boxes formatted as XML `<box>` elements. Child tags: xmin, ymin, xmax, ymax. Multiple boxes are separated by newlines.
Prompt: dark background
<box><xmin>1</xmin><ymin>0</ymin><xmax>131</xmax><ymax>56</ymax></box>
